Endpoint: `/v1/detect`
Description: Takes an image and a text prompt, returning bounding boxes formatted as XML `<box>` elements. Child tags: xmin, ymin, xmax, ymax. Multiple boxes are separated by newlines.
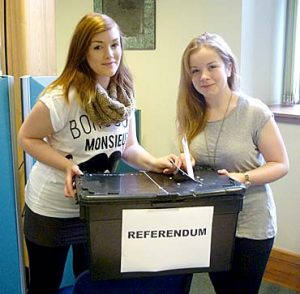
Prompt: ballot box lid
<box><xmin>76</xmin><ymin>166</ymin><xmax>245</xmax><ymax>204</ymax></box>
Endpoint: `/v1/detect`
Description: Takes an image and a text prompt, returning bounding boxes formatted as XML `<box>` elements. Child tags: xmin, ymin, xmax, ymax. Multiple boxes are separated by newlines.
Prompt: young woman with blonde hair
<box><xmin>176</xmin><ymin>33</ymin><xmax>289</xmax><ymax>294</ymax></box>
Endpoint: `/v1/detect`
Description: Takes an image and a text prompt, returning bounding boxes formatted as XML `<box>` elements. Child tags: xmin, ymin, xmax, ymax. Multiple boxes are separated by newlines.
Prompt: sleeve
<box><xmin>39</xmin><ymin>90</ymin><xmax>70</xmax><ymax>132</ymax></box>
<box><xmin>252</xmin><ymin>99</ymin><xmax>273</xmax><ymax>146</ymax></box>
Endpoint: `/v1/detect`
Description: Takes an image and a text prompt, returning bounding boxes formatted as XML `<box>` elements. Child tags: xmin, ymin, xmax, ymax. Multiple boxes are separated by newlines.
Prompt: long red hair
<box><xmin>44</xmin><ymin>13</ymin><xmax>134</xmax><ymax>107</ymax></box>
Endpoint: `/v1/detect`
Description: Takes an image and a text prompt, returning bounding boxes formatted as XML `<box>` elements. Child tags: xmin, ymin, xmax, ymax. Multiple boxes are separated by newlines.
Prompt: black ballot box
<box><xmin>76</xmin><ymin>167</ymin><xmax>245</xmax><ymax>280</ymax></box>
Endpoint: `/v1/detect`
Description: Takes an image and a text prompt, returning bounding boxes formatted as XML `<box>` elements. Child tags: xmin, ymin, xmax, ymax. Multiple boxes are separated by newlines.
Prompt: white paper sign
<box><xmin>121</xmin><ymin>206</ymin><xmax>214</xmax><ymax>273</ymax></box>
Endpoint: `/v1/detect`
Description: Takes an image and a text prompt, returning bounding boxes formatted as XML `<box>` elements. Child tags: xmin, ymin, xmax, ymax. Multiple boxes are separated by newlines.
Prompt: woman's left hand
<box><xmin>217</xmin><ymin>169</ymin><xmax>245</xmax><ymax>183</ymax></box>
<box><xmin>152</xmin><ymin>154</ymin><xmax>181</xmax><ymax>174</ymax></box>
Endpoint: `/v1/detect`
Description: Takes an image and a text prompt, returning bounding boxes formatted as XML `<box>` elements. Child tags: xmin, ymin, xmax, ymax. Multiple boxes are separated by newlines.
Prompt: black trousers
<box><xmin>209</xmin><ymin>237</ymin><xmax>274</xmax><ymax>294</ymax></box>
<box><xmin>26</xmin><ymin>238</ymin><xmax>89</xmax><ymax>294</ymax></box>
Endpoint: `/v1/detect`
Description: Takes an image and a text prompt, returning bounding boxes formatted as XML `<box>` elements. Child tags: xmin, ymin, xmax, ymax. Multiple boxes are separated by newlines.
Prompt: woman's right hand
<box><xmin>178</xmin><ymin>152</ymin><xmax>196</xmax><ymax>171</ymax></box>
<box><xmin>64</xmin><ymin>165</ymin><xmax>83</xmax><ymax>198</ymax></box>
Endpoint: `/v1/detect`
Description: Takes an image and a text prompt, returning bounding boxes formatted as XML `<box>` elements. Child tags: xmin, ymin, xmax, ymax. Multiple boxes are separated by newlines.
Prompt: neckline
<box><xmin>207</xmin><ymin>95</ymin><xmax>240</xmax><ymax>124</ymax></box>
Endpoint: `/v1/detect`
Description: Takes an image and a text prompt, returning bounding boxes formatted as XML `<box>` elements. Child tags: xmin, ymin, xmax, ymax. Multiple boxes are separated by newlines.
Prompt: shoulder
<box><xmin>39</xmin><ymin>86</ymin><xmax>78</xmax><ymax>109</ymax></box>
<box><xmin>236</xmin><ymin>93</ymin><xmax>273</xmax><ymax>136</ymax></box>
<box><xmin>238</xmin><ymin>92</ymin><xmax>272</xmax><ymax>116</ymax></box>
<box><xmin>38</xmin><ymin>86</ymin><xmax>80</xmax><ymax>132</ymax></box>
<box><xmin>39</xmin><ymin>86</ymin><xmax>64</xmax><ymax>107</ymax></box>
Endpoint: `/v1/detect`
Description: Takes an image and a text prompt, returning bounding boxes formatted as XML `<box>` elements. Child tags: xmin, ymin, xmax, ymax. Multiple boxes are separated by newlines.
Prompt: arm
<box><xmin>219</xmin><ymin>117</ymin><xmax>289</xmax><ymax>185</ymax></box>
<box><xmin>122</xmin><ymin>114</ymin><xmax>179</xmax><ymax>174</ymax></box>
<box><xmin>17</xmin><ymin>101</ymin><xmax>82</xmax><ymax>197</ymax></box>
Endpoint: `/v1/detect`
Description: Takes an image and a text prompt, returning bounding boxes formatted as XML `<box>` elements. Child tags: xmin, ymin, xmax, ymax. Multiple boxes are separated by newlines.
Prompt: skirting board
<box><xmin>263</xmin><ymin>247</ymin><xmax>300</xmax><ymax>292</ymax></box>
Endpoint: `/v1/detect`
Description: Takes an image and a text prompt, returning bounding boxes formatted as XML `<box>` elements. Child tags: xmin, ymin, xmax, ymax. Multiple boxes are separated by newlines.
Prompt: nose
<box><xmin>104</xmin><ymin>46</ymin><xmax>113</xmax><ymax>58</ymax></box>
<box><xmin>200</xmin><ymin>68</ymin><xmax>210</xmax><ymax>80</ymax></box>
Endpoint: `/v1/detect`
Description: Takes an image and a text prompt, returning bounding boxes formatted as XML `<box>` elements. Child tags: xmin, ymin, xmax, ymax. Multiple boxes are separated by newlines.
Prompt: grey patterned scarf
<box><xmin>84</xmin><ymin>82</ymin><xmax>135</xmax><ymax>125</ymax></box>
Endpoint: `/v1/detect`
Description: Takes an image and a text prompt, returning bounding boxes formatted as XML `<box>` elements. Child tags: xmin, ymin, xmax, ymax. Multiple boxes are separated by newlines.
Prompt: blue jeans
<box><xmin>209</xmin><ymin>237</ymin><xmax>274</xmax><ymax>294</ymax></box>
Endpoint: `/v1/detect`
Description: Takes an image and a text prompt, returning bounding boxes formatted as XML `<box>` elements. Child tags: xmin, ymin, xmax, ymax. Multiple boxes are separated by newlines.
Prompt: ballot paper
<box><xmin>182</xmin><ymin>135</ymin><xmax>194</xmax><ymax>180</ymax></box>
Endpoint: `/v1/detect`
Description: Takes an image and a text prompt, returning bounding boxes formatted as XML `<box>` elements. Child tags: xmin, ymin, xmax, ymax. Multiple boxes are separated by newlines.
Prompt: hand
<box><xmin>178</xmin><ymin>152</ymin><xmax>195</xmax><ymax>171</ymax></box>
<box><xmin>217</xmin><ymin>169</ymin><xmax>245</xmax><ymax>183</ymax></box>
<box><xmin>152</xmin><ymin>154</ymin><xmax>180</xmax><ymax>174</ymax></box>
<box><xmin>64</xmin><ymin>165</ymin><xmax>83</xmax><ymax>198</ymax></box>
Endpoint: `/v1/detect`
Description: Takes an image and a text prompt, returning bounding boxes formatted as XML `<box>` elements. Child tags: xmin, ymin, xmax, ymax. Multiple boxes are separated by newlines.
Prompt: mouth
<box><xmin>102</xmin><ymin>61</ymin><xmax>115</xmax><ymax>66</ymax></box>
<box><xmin>200</xmin><ymin>84</ymin><xmax>214</xmax><ymax>89</ymax></box>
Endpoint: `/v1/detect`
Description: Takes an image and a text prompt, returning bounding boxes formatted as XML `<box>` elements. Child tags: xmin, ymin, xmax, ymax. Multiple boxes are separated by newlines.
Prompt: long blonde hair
<box><xmin>176</xmin><ymin>33</ymin><xmax>239</xmax><ymax>148</ymax></box>
<box><xmin>45</xmin><ymin>13</ymin><xmax>133</xmax><ymax>106</ymax></box>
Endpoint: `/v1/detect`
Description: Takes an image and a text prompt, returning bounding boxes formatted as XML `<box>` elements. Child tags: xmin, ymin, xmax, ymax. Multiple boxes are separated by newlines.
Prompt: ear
<box><xmin>226</xmin><ymin>62</ymin><xmax>232</xmax><ymax>77</ymax></box>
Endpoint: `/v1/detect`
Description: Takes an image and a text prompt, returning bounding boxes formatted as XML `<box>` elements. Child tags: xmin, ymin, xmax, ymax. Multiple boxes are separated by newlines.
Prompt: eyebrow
<box><xmin>91</xmin><ymin>38</ymin><xmax>120</xmax><ymax>44</ymax></box>
<box><xmin>190</xmin><ymin>61</ymin><xmax>219</xmax><ymax>68</ymax></box>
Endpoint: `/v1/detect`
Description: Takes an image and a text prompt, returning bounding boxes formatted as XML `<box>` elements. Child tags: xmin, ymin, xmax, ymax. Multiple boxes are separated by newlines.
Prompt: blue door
<box><xmin>0</xmin><ymin>75</ymin><xmax>26</xmax><ymax>293</ymax></box>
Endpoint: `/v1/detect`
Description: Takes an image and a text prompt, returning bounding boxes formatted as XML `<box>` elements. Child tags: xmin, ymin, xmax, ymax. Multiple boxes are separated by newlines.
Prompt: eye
<box><xmin>208</xmin><ymin>64</ymin><xmax>218</xmax><ymax>70</ymax></box>
<box><xmin>191</xmin><ymin>68</ymin><xmax>199</xmax><ymax>74</ymax></box>
<box><xmin>111</xmin><ymin>42</ymin><xmax>120</xmax><ymax>49</ymax></box>
<box><xmin>93</xmin><ymin>45</ymin><xmax>103</xmax><ymax>50</ymax></box>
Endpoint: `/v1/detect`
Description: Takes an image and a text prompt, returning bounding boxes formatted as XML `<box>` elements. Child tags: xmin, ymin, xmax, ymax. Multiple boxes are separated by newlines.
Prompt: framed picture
<box><xmin>94</xmin><ymin>0</ymin><xmax>156</xmax><ymax>50</ymax></box>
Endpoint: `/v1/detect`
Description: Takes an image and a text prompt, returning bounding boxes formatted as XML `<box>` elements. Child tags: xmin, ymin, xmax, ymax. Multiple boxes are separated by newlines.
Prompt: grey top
<box><xmin>190</xmin><ymin>94</ymin><xmax>276</xmax><ymax>239</ymax></box>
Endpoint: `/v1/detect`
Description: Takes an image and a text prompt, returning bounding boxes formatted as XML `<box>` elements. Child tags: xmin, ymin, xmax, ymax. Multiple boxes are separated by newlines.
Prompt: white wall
<box><xmin>271</xmin><ymin>121</ymin><xmax>300</xmax><ymax>252</ymax></box>
<box><xmin>55</xmin><ymin>0</ymin><xmax>93</xmax><ymax>73</ymax></box>
<box><xmin>240</xmin><ymin>0</ymin><xmax>300</xmax><ymax>253</ymax></box>
<box><xmin>240</xmin><ymin>0</ymin><xmax>286</xmax><ymax>105</ymax></box>
<box><xmin>56</xmin><ymin>0</ymin><xmax>300</xmax><ymax>253</ymax></box>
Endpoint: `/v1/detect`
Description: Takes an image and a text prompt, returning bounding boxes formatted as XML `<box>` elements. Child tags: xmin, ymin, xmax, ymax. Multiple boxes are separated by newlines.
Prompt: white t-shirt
<box><xmin>25</xmin><ymin>87</ymin><xmax>131</xmax><ymax>218</ymax></box>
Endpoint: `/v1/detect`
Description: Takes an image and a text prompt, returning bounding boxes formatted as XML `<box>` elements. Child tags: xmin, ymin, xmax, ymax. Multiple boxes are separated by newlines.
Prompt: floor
<box><xmin>189</xmin><ymin>273</ymin><xmax>300</xmax><ymax>293</ymax></box>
